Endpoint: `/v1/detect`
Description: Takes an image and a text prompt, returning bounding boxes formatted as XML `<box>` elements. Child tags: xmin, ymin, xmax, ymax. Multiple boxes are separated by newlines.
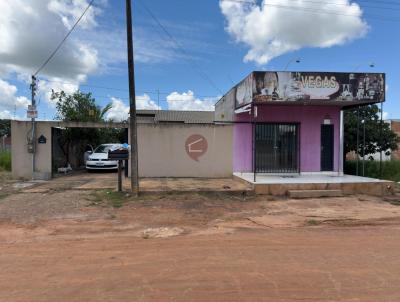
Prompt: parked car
<box><xmin>86</xmin><ymin>144</ymin><xmax>123</xmax><ymax>171</ymax></box>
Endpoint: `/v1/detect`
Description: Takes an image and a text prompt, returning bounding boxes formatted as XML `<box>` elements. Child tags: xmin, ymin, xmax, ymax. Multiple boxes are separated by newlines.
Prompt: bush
<box><xmin>345</xmin><ymin>160</ymin><xmax>400</xmax><ymax>182</ymax></box>
<box><xmin>0</xmin><ymin>151</ymin><xmax>11</xmax><ymax>171</ymax></box>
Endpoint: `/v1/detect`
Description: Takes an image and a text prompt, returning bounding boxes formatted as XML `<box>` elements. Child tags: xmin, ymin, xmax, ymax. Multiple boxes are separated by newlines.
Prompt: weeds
<box><xmin>345</xmin><ymin>160</ymin><xmax>400</xmax><ymax>182</ymax></box>
<box><xmin>88</xmin><ymin>190</ymin><xmax>130</xmax><ymax>208</ymax></box>
<box><xmin>389</xmin><ymin>200</ymin><xmax>400</xmax><ymax>206</ymax></box>
<box><xmin>0</xmin><ymin>151</ymin><xmax>11</xmax><ymax>171</ymax></box>
<box><xmin>306</xmin><ymin>219</ymin><xmax>321</xmax><ymax>226</ymax></box>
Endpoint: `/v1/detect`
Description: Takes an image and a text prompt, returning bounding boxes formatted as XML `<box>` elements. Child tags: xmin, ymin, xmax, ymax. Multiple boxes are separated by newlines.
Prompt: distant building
<box><xmin>388</xmin><ymin>119</ymin><xmax>400</xmax><ymax>160</ymax></box>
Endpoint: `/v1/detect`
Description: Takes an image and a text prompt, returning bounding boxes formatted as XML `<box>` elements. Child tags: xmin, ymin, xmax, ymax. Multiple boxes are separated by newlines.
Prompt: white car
<box><xmin>86</xmin><ymin>144</ymin><xmax>123</xmax><ymax>171</ymax></box>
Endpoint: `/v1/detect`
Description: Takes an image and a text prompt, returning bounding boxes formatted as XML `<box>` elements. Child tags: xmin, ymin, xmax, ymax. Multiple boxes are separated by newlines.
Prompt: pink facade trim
<box><xmin>233</xmin><ymin>105</ymin><xmax>341</xmax><ymax>173</ymax></box>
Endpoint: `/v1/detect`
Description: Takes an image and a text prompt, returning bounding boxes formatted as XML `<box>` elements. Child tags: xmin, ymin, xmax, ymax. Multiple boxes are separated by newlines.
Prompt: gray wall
<box><xmin>137</xmin><ymin>124</ymin><xmax>233</xmax><ymax>178</ymax></box>
<box><xmin>12</xmin><ymin>120</ymin><xmax>53</xmax><ymax>180</ymax></box>
<box><xmin>11</xmin><ymin>121</ymin><xmax>233</xmax><ymax>179</ymax></box>
<box><xmin>215</xmin><ymin>88</ymin><xmax>236</xmax><ymax>123</ymax></box>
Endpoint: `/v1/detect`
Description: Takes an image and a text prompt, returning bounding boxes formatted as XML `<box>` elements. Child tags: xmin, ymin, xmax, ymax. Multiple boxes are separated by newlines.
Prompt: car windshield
<box><xmin>94</xmin><ymin>145</ymin><xmax>118</xmax><ymax>153</ymax></box>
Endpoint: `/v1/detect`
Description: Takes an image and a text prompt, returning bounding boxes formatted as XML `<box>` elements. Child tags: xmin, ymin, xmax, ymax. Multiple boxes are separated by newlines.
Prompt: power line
<box><xmin>34</xmin><ymin>0</ymin><xmax>95</xmax><ymax>76</ymax></box>
<box><xmin>222</xmin><ymin>0</ymin><xmax>400</xmax><ymax>8</ymax></box>
<box><xmin>137</xmin><ymin>0</ymin><xmax>224</xmax><ymax>94</ymax></box>
<box><xmin>39</xmin><ymin>79</ymin><xmax>222</xmax><ymax>99</ymax></box>
<box><xmin>221</xmin><ymin>0</ymin><xmax>400</xmax><ymax>22</ymax></box>
<box><xmin>270</xmin><ymin>0</ymin><xmax>400</xmax><ymax>11</ymax></box>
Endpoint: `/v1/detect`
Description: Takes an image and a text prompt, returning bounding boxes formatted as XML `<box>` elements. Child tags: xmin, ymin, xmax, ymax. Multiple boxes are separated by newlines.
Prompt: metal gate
<box><xmin>255</xmin><ymin>123</ymin><xmax>299</xmax><ymax>173</ymax></box>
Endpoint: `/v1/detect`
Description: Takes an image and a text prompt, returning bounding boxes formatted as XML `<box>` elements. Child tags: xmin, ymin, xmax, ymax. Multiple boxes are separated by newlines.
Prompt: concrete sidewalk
<box><xmin>23</xmin><ymin>171</ymin><xmax>252</xmax><ymax>194</ymax></box>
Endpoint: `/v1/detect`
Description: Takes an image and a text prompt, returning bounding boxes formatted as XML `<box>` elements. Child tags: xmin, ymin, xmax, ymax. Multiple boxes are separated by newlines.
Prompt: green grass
<box><xmin>88</xmin><ymin>190</ymin><xmax>130</xmax><ymax>208</ymax></box>
<box><xmin>306</xmin><ymin>219</ymin><xmax>321</xmax><ymax>226</ymax></box>
<box><xmin>345</xmin><ymin>160</ymin><xmax>400</xmax><ymax>182</ymax></box>
<box><xmin>0</xmin><ymin>151</ymin><xmax>11</xmax><ymax>171</ymax></box>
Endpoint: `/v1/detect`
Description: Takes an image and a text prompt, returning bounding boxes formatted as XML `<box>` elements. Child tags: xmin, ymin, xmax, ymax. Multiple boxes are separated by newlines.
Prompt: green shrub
<box><xmin>0</xmin><ymin>151</ymin><xmax>11</xmax><ymax>171</ymax></box>
<box><xmin>345</xmin><ymin>160</ymin><xmax>400</xmax><ymax>182</ymax></box>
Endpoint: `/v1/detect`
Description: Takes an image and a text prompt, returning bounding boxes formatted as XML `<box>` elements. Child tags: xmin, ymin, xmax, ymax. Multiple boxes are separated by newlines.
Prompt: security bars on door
<box><xmin>254</xmin><ymin>123</ymin><xmax>299</xmax><ymax>174</ymax></box>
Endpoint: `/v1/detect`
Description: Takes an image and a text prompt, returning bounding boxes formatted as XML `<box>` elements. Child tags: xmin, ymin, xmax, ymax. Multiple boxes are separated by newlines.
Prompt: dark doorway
<box><xmin>321</xmin><ymin>124</ymin><xmax>334</xmax><ymax>171</ymax></box>
<box><xmin>255</xmin><ymin>123</ymin><xmax>299</xmax><ymax>173</ymax></box>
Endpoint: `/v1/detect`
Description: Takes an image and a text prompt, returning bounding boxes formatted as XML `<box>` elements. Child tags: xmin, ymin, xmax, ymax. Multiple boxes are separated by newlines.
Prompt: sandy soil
<box><xmin>1</xmin><ymin>175</ymin><xmax>400</xmax><ymax>301</ymax></box>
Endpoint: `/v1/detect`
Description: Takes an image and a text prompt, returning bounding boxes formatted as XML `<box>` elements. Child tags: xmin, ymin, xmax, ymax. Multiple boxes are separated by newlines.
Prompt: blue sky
<box><xmin>0</xmin><ymin>0</ymin><xmax>399</xmax><ymax>120</ymax></box>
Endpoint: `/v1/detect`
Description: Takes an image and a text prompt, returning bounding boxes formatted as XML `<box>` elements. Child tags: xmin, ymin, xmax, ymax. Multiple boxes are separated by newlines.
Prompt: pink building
<box><xmin>215</xmin><ymin>71</ymin><xmax>385</xmax><ymax>177</ymax></box>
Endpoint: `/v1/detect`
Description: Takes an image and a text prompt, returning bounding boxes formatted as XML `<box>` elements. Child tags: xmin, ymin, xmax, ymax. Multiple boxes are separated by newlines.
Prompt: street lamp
<box><xmin>284</xmin><ymin>58</ymin><xmax>301</xmax><ymax>71</ymax></box>
<box><xmin>361</xmin><ymin>119</ymin><xmax>366</xmax><ymax>177</ymax></box>
<box><xmin>355</xmin><ymin>62</ymin><xmax>375</xmax><ymax>176</ymax></box>
<box><xmin>354</xmin><ymin>62</ymin><xmax>375</xmax><ymax>71</ymax></box>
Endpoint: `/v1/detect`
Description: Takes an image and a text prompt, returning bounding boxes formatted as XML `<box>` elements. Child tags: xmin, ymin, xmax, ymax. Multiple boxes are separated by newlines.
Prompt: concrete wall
<box><xmin>137</xmin><ymin>124</ymin><xmax>233</xmax><ymax>177</ymax></box>
<box><xmin>11</xmin><ymin>120</ymin><xmax>53</xmax><ymax>180</ymax></box>
<box><xmin>233</xmin><ymin>105</ymin><xmax>341</xmax><ymax>173</ymax></box>
<box><xmin>11</xmin><ymin>121</ymin><xmax>233</xmax><ymax>179</ymax></box>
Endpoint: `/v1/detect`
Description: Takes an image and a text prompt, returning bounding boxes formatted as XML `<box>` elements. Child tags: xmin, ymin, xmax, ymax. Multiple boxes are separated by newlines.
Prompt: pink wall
<box><xmin>233</xmin><ymin>105</ymin><xmax>341</xmax><ymax>173</ymax></box>
<box><xmin>233</xmin><ymin>122</ymin><xmax>253</xmax><ymax>172</ymax></box>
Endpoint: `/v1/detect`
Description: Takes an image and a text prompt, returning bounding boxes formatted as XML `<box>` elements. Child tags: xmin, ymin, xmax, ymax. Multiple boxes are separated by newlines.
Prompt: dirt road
<box><xmin>1</xmin><ymin>174</ymin><xmax>400</xmax><ymax>301</ymax></box>
<box><xmin>1</xmin><ymin>225</ymin><xmax>400</xmax><ymax>302</ymax></box>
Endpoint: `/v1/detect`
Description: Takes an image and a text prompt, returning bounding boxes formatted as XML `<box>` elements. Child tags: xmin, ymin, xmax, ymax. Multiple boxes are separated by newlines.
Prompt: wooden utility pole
<box><xmin>30</xmin><ymin>75</ymin><xmax>37</xmax><ymax>179</ymax></box>
<box><xmin>125</xmin><ymin>0</ymin><xmax>139</xmax><ymax>196</ymax></box>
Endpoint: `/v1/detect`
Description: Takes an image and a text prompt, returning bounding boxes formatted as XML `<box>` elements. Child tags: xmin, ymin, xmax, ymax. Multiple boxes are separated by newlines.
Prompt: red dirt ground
<box><xmin>1</xmin><ymin>174</ymin><xmax>400</xmax><ymax>301</ymax></box>
<box><xmin>1</xmin><ymin>225</ymin><xmax>400</xmax><ymax>301</ymax></box>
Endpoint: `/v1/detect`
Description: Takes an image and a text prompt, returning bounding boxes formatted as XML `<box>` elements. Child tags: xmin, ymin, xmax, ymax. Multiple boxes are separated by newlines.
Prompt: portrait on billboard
<box><xmin>235</xmin><ymin>73</ymin><xmax>253</xmax><ymax>108</ymax></box>
<box><xmin>252</xmin><ymin>72</ymin><xmax>385</xmax><ymax>104</ymax></box>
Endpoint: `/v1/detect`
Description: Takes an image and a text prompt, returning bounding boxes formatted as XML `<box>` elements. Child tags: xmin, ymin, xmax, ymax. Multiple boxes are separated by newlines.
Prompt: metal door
<box><xmin>255</xmin><ymin>123</ymin><xmax>299</xmax><ymax>173</ymax></box>
<box><xmin>321</xmin><ymin>124</ymin><xmax>334</xmax><ymax>171</ymax></box>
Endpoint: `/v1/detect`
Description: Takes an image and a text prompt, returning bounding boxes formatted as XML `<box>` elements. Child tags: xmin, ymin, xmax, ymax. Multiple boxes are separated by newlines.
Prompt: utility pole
<box><xmin>30</xmin><ymin>75</ymin><xmax>37</xmax><ymax>179</ymax></box>
<box><xmin>362</xmin><ymin>118</ymin><xmax>366</xmax><ymax>177</ymax></box>
<box><xmin>356</xmin><ymin>106</ymin><xmax>360</xmax><ymax>176</ymax></box>
<box><xmin>379</xmin><ymin>101</ymin><xmax>383</xmax><ymax>179</ymax></box>
<box><xmin>125</xmin><ymin>0</ymin><xmax>139</xmax><ymax>196</ymax></box>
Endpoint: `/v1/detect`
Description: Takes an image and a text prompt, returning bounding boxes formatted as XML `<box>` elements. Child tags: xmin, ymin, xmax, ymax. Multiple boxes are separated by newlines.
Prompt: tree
<box><xmin>51</xmin><ymin>90</ymin><xmax>124</xmax><ymax>168</ymax></box>
<box><xmin>51</xmin><ymin>90</ymin><xmax>112</xmax><ymax>122</ymax></box>
<box><xmin>344</xmin><ymin>104</ymin><xmax>399</xmax><ymax>158</ymax></box>
<box><xmin>0</xmin><ymin>120</ymin><xmax>11</xmax><ymax>137</ymax></box>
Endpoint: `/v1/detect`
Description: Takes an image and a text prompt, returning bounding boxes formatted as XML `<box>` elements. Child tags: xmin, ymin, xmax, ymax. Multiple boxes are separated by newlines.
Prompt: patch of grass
<box><xmin>306</xmin><ymin>219</ymin><xmax>321</xmax><ymax>226</ymax></box>
<box><xmin>0</xmin><ymin>193</ymin><xmax>8</xmax><ymax>200</ymax></box>
<box><xmin>389</xmin><ymin>200</ymin><xmax>400</xmax><ymax>206</ymax></box>
<box><xmin>0</xmin><ymin>151</ymin><xmax>11</xmax><ymax>171</ymax></box>
<box><xmin>88</xmin><ymin>190</ymin><xmax>130</xmax><ymax>208</ymax></box>
<box><xmin>345</xmin><ymin>160</ymin><xmax>400</xmax><ymax>182</ymax></box>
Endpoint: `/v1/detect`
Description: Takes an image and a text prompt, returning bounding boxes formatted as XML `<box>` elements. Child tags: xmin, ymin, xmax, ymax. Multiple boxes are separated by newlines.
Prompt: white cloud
<box><xmin>220</xmin><ymin>0</ymin><xmax>368</xmax><ymax>64</ymax></box>
<box><xmin>37</xmin><ymin>78</ymin><xmax>80</xmax><ymax>107</ymax></box>
<box><xmin>0</xmin><ymin>79</ymin><xmax>30</xmax><ymax>110</ymax></box>
<box><xmin>0</xmin><ymin>0</ymin><xmax>100</xmax><ymax>81</ymax></box>
<box><xmin>166</xmin><ymin>91</ymin><xmax>216</xmax><ymax>111</ymax></box>
<box><xmin>0</xmin><ymin>110</ymin><xmax>14</xmax><ymax>120</ymax></box>
<box><xmin>137</xmin><ymin>94</ymin><xmax>161</xmax><ymax>110</ymax></box>
<box><xmin>383</xmin><ymin>111</ymin><xmax>389</xmax><ymax>120</ymax></box>
<box><xmin>47</xmin><ymin>0</ymin><xmax>102</xmax><ymax>30</ymax></box>
<box><xmin>107</xmin><ymin>91</ymin><xmax>216</xmax><ymax>121</ymax></box>
<box><xmin>106</xmin><ymin>95</ymin><xmax>161</xmax><ymax>121</ymax></box>
<box><xmin>106</xmin><ymin>98</ymin><xmax>129</xmax><ymax>121</ymax></box>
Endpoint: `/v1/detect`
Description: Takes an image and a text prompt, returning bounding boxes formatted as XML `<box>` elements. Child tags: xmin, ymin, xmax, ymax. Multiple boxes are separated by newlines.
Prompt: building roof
<box><xmin>136</xmin><ymin>110</ymin><xmax>215</xmax><ymax>124</ymax></box>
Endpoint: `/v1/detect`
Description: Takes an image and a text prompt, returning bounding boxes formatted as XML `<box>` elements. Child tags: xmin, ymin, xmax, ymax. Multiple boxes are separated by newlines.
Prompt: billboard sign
<box><xmin>234</xmin><ymin>71</ymin><xmax>385</xmax><ymax>108</ymax></box>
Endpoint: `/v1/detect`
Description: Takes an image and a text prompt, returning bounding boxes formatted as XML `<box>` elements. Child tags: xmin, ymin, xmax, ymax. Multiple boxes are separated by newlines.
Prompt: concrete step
<box><xmin>287</xmin><ymin>189</ymin><xmax>343</xmax><ymax>199</ymax></box>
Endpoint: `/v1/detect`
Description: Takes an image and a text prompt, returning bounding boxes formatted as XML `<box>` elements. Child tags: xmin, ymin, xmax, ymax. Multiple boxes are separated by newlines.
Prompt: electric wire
<box><xmin>137</xmin><ymin>0</ymin><xmax>224</xmax><ymax>94</ymax></box>
<box><xmin>221</xmin><ymin>0</ymin><xmax>400</xmax><ymax>22</ymax></box>
<box><xmin>38</xmin><ymin>78</ymin><xmax>221</xmax><ymax>99</ymax></box>
<box><xmin>268</xmin><ymin>0</ymin><xmax>400</xmax><ymax>11</ymax></box>
<box><xmin>33</xmin><ymin>0</ymin><xmax>95</xmax><ymax>76</ymax></box>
